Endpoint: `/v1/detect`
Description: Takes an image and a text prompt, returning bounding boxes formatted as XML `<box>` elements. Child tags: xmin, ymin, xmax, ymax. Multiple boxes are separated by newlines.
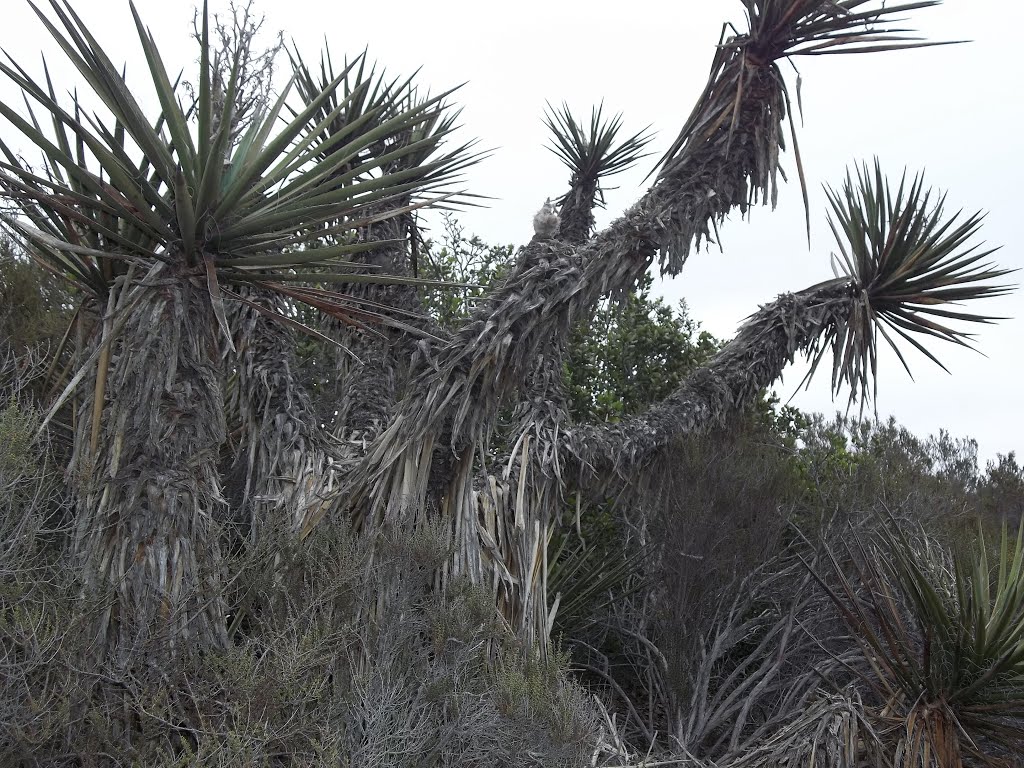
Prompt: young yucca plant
<box><xmin>813</xmin><ymin>516</ymin><xmax>1024</xmax><ymax>766</ymax></box>
<box><xmin>544</xmin><ymin>102</ymin><xmax>653</xmax><ymax>243</ymax></box>
<box><xmin>0</xmin><ymin>0</ymin><xmax>475</xmax><ymax>658</ymax></box>
<box><xmin>287</xmin><ymin>46</ymin><xmax>482</xmax><ymax>452</ymax></box>
<box><xmin>219</xmin><ymin>44</ymin><xmax>479</xmax><ymax>543</ymax></box>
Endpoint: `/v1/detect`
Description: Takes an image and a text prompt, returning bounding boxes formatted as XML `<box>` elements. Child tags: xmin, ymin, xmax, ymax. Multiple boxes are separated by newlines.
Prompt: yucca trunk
<box><xmin>347</xmin><ymin>208</ymin><xmax>672</xmax><ymax>649</ymax></box>
<box><xmin>72</xmin><ymin>263</ymin><xmax>228</xmax><ymax>660</ymax></box>
<box><xmin>333</xmin><ymin>215</ymin><xmax>418</xmax><ymax>442</ymax></box>
<box><xmin>324</xmin><ymin>212</ymin><xmax>437</xmax><ymax>484</ymax></box>
<box><xmin>227</xmin><ymin>287</ymin><xmax>336</xmax><ymax>536</ymax></box>
<box><xmin>331</xmin><ymin>322</ymin><xmax>400</xmax><ymax>446</ymax></box>
<box><xmin>557</xmin><ymin>176</ymin><xmax>600</xmax><ymax>245</ymax></box>
<box><xmin>569</xmin><ymin>278</ymin><xmax>855</xmax><ymax>478</ymax></box>
<box><xmin>476</xmin><ymin>350</ymin><xmax>572</xmax><ymax>653</ymax></box>
<box><xmin>478</xmin><ymin>152</ymin><xmax>605</xmax><ymax>649</ymax></box>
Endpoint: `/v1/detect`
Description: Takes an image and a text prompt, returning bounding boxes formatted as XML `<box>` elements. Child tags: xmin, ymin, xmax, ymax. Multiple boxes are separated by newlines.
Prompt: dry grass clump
<box><xmin>0</xmin><ymin>357</ymin><xmax>79</xmax><ymax>764</ymax></box>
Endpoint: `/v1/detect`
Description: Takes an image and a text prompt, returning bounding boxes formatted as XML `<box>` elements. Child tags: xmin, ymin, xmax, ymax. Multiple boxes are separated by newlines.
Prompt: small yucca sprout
<box><xmin>544</xmin><ymin>102</ymin><xmax>653</xmax><ymax>193</ymax></box>
<box><xmin>544</xmin><ymin>102</ymin><xmax>653</xmax><ymax>242</ymax></box>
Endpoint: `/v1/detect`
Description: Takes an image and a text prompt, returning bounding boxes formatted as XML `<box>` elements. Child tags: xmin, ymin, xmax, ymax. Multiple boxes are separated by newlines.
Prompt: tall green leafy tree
<box><xmin>565</xmin><ymin>279</ymin><xmax>719</xmax><ymax>423</ymax></box>
<box><xmin>0</xmin><ymin>238</ymin><xmax>74</xmax><ymax>356</ymax></box>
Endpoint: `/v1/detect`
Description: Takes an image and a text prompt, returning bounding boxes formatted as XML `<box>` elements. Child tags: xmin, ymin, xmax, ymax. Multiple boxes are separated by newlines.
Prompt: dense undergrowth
<box><xmin>0</xmin><ymin>396</ymin><xmax>598</xmax><ymax>766</ymax></box>
<box><xmin>5</xmin><ymin>245</ymin><xmax>1024</xmax><ymax>766</ymax></box>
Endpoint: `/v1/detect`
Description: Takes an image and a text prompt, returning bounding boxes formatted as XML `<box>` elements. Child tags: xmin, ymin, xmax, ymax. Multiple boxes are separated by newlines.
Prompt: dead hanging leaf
<box><xmin>203</xmin><ymin>253</ymin><xmax>235</xmax><ymax>354</ymax></box>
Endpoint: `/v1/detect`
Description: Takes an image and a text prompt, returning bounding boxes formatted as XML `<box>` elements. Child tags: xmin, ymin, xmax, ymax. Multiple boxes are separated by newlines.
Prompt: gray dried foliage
<box><xmin>224</xmin><ymin>286</ymin><xmax>337</xmax><ymax>536</ymax></box>
<box><xmin>185</xmin><ymin>0</ymin><xmax>285</xmax><ymax>153</ymax></box>
<box><xmin>0</xmin><ymin>352</ymin><xmax>77</xmax><ymax>764</ymax></box>
<box><xmin>672</xmin><ymin>559</ymin><xmax>840</xmax><ymax>762</ymax></box>
<box><xmin>724</xmin><ymin>687</ymin><xmax>884</xmax><ymax>768</ymax></box>
<box><xmin>1</xmin><ymin>495</ymin><xmax>600</xmax><ymax>765</ymax></box>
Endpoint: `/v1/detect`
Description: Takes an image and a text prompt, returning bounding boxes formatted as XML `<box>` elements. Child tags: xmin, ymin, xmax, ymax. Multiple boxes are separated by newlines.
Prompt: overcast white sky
<box><xmin>3</xmin><ymin>1</ymin><xmax>1022</xmax><ymax>465</ymax></box>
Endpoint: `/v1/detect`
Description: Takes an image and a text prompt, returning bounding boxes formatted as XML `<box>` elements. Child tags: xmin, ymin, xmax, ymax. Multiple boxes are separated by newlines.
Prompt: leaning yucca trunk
<box><xmin>343</xmin><ymin>3</ymin><xmax>956</xmax><ymax>649</ymax></box>
<box><xmin>568</xmin><ymin>278</ymin><xmax>855</xmax><ymax>480</ymax></box>
<box><xmin>347</xmin><ymin>61</ymin><xmax>786</xmax><ymax>645</ymax></box>
<box><xmin>72</xmin><ymin>262</ymin><xmax>228</xmax><ymax>660</ymax></box>
<box><xmin>349</xmin><ymin>27</ymin><xmax>802</xmax><ymax>528</ymax></box>
<box><xmin>437</xmin><ymin>115</ymin><xmax>641</xmax><ymax>650</ymax></box>
<box><xmin>439</xmin><ymin>349</ymin><xmax>571</xmax><ymax>654</ymax></box>
<box><xmin>353</xmin><ymin>267</ymin><xmax>853</xmax><ymax>650</ymax></box>
<box><xmin>348</xmin><ymin>203</ymin><xmax>693</xmax><ymax>648</ymax></box>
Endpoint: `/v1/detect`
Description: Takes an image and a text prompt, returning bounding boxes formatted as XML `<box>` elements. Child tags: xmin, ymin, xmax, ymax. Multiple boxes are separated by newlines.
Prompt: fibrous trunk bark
<box><xmin>333</xmin><ymin>215</ymin><xmax>419</xmax><ymax>440</ymax></box>
<box><xmin>568</xmin><ymin>278</ymin><xmax>855</xmax><ymax>481</ymax></box>
<box><xmin>72</xmin><ymin>264</ymin><xmax>228</xmax><ymax>661</ymax></box>
<box><xmin>326</xmin><ymin>212</ymin><xmax>440</xmax><ymax>496</ymax></box>
<box><xmin>226</xmin><ymin>287</ymin><xmax>337</xmax><ymax>537</ymax></box>
<box><xmin>557</xmin><ymin>176</ymin><xmax>599</xmax><ymax>245</ymax></box>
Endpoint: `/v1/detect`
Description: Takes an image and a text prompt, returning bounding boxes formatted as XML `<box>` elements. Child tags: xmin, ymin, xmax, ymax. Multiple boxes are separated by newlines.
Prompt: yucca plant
<box><xmin>544</xmin><ymin>103</ymin><xmax>653</xmax><ymax>244</ymax></box>
<box><xmin>812</xmin><ymin>515</ymin><xmax>1024</xmax><ymax>766</ymax></box>
<box><xmin>346</xmin><ymin>2</ymin><xmax>961</xmax><ymax>651</ymax></box>
<box><xmin>220</xmin><ymin>46</ymin><xmax>476</xmax><ymax>543</ymax></box>
<box><xmin>289</xmin><ymin>47</ymin><xmax>478</xmax><ymax>445</ymax></box>
<box><xmin>0</xmin><ymin>0</ymin><xmax>471</xmax><ymax>657</ymax></box>
<box><xmin>570</xmin><ymin>160</ymin><xmax>1014</xmax><ymax>477</ymax></box>
<box><xmin>459</xmin><ymin>105</ymin><xmax>654</xmax><ymax>654</ymax></box>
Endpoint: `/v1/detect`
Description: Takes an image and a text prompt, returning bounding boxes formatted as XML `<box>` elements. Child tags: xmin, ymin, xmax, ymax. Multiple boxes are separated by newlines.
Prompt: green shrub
<box><xmin>0</xmin><ymin>244</ymin><xmax>74</xmax><ymax>354</ymax></box>
<box><xmin>0</xmin><ymin>402</ymin><xmax>37</xmax><ymax>483</ymax></box>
